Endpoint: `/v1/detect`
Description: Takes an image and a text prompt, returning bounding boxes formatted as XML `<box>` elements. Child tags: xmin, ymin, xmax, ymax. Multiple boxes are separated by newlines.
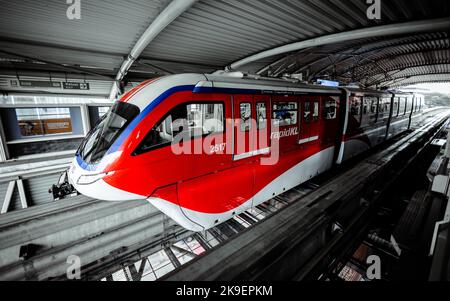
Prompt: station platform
<box><xmin>0</xmin><ymin>108</ymin><xmax>448</xmax><ymax>281</ymax></box>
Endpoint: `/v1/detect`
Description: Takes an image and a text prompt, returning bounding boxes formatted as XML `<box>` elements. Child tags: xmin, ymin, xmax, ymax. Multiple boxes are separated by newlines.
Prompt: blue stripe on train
<box><xmin>75</xmin><ymin>84</ymin><xmax>303</xmax><ymax>171</ymax></box>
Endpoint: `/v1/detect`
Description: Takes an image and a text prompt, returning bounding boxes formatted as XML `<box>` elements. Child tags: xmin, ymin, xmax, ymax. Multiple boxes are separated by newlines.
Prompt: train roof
<box><xmin>123</xmin><ymin>73</ymin><xmax>421</xmax><ymax>110</ymax></box>
<box><xmin>202</xmin><ymin>73</ymin><xmax>342</xmax><ymax>95</ymax></box>
<box><xmin>344</xmin><ymin>87</ymin><xmax>394</xmax><ymax>96</ymax></box>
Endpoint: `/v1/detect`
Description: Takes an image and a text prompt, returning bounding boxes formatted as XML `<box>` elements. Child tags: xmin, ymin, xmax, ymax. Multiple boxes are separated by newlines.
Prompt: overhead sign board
<box><xmin>19</xmin><ymin>80</ymin><xmax>61</xmax><ymax>88</ymax></box>
<box><xmin>62</xmin><ymin>82</ymin><xmax>90</xmax><ymax>90</ymax></box>
<box><xmin>317</xmin><ymin>79</ymin><xmax>339</xmax><ymax>87</ymax></box>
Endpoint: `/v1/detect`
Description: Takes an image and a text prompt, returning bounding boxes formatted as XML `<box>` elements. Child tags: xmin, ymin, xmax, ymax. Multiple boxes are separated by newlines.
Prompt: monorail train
<box><xmin>67</xmin><ymin>73</ymin><xmax>424</xmax><ymax>231</ymax></box>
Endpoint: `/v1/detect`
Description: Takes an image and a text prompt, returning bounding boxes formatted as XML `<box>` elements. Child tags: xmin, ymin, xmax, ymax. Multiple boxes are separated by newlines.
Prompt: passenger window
<box><xmin>392</xmin><ymin>98</ymin><xmax>399</xmax><ymax>117</ymax></box>
<box><xmin>369</xmin><ymin>98</ymin><xmax>377</xmax><ymax>114</ymax></box>
<box><xmin>256</xmin><ymin>102</ymin><xmax>267</xmax><ymax>130</ymax></box>
<box><xmin>379</xmin><ymin>98</ymin><xmax>390</xmax><ymax>119</ymax></box>
<box><xmin>324</xmin><ymin>99</ymin><xmax>337</xmax><ymax>120</ymax></box>
<box><xmin>240</xmin><ymin>103</ymin><xmax>252</xmax><ymax>132</ymax></box>
<box><xmin>362</xmin><ymin>99</ymin><xmax>370</xmax><ymax>115</ymax></box>
<box><xmin>406</xmin><ymin>98</ymin><xmax>413</xmax><ymax>115</ymax></box>
<box><xmin>272</xmin><ymin>102</ymin><xmax>298</xmax><ymax>126</ymax></box>
<box><xmin>399</xmin><ymin>97</ymin><xmax>406</xmax><ymax>115</ymax></box>
<box><xmin>134</xmin><ymin>102</ymin><xmax>224</xmax><ymax>155</ymax></box>
<box><xmin>188</xmin><ymin>103</ymin><xmax>224</xmax><ymax>136</ymax></box>
<box><xmin>313</xmin><ymin>101</ymin><xmax>319</xmax><ymax>121</ymax></box>
<box><xmin>304</xmin><ymin>102</ymin><xmax>311</xmax><ymax>123</ymax></box>
<box><xmin>350</xmin><ymin>97</ymin><xmax>362</xmax><ymax>117</ymax></box>
<box><xmin>366</xmin><ymin>97</ymin><xmax>378</xmax><ymax>122</ymax></box>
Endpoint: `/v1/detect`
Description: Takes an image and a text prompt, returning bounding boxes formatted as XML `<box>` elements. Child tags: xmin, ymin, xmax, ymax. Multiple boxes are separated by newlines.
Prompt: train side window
<box><xmin>133</xmin><ymin>102</ymin><xmax>224</xmax><ymax>155</ymax></box>
<box><xmin>256</xmin><ymin>102</ymin><xmax>267</xmax><ymax>130</ymax></box>
<box><xmin>367</xmin><ymin>97</ymin><xmax>378</xmax><ymax>122</ymax></box>
<box><xmin>379</xmin><ymin>98</ymin><xmax>390</xmax><ymax>119</ymax></box>
<box><xmin>188</xmin><ymin>103</ymin><xmax>224</xmax><ymax>136</ymax></box>
<box><xmin>378</xmin><ymin>100</ymin><xmax>384</xmax><ymax>118</ymax></box>
<box><xmin>392</xmin><ymin>97</ymin><xmax>399</xmax><ymax>117</ymax></box>
<box><xmin>323</xmin><ymin>99</ymin><xmax>337</xmax><ymax>120</ymax></box>
<box><xmin>399</xmin><ymin>97</ymin><xmax>406</xmax><ymax>115</ymax></box>
<box><xmin>350</xmin><ymin>97</ymin><xmax>362</xmax><ymax>122</ymax></box>
<box><xmin>406</xmin><ymin>98</ymin><xmax>413</xmax><ymax>115</ymax></box>
<box><xmin>304</xmin><ymin>101</ymin><xmax>311</xmax><ymax>123</ymax></box>
<box><xmin>240</xmin><ymin>102</ymin><xmax>252</xmax><ymax>132</ymax></box>
<box><xmin>370</xmin><ymin>99</ymin><xmax>377</xmax><ymax>114</ymax></box>
<box><xmin>313</xmin><ymin>101</ymin><xmax>319</xmax><ymax>121</ymax></box>
<box><xmin>272</xmin><ymin>102</ymin><xmax>298</xmax><ymax>126</ymax></box>
<box><xmin>385</xmin><ymin>98</ymin><xmax>391</xmax><ymax>117</ymax></box>
<box><xmin>362</xmin><ymin>98</ymin><xmax>369</xmax><ymax>115</ymax></box>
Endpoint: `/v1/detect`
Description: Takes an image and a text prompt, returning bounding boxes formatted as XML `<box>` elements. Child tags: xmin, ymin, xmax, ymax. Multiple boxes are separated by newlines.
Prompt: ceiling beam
<box><xmin>227</xmin><ymin>17</ymin><xmax>450</xmax><ymax>71</ymax></box>
<box><xmin>352</xmin><ymin>59</ymin><xmax>450</xmax><ymax>83</ymax></box>
<box><xmin>374</xmin><ymin>72</ymin><xmax>450</xmax><ymax>88</ymax></box>
<box><xmin>334</xmin><ymin>47</ymin><xmax>450</xmax><ymax>79</ymax></box>
<box><xmin>109</xmin><ymin>0</ymin><xmax>199</xmax><ymax>100</ymax></box>
<box><xmin>365</xmin><ymin>66</ymin><xmax>450</xmax><ymax>86</ymax></box>
<box><xmin>0</xmin><ymin>49</ymin><xmax>114</xmax><ymax>80</ymax></box>
<box><xmin>297</xmin><ymin>35</ymin><xmax>448</xmax><ymax>77</ymax></box>
<box><xmin>0</xmin><ymin>36</ymin><xmax>222</xmax><ymax>69</ymax></box>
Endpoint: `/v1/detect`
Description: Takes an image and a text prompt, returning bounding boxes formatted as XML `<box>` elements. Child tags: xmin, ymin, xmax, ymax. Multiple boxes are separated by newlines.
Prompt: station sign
<box><xmin>19</xmin><ymin>80</ymin><xmax>61</xmax><ymax>88</ymax></box>
<box><xmin>62</xmin><ymin>82</ymin><xmax>90</xmax><ymax>90</ymax></box>
<box><xmin>13</xmin><ymin>80</ymin><xmax>90</xmax><ymax>90</ymax></box>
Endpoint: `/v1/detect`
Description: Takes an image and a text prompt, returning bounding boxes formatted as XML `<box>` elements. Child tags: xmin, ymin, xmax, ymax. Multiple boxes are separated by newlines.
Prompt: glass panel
<box><xmin>313</xmin><ymin>101</ymin><xmax>319</xmax><ymax>121</ymax></box>
<box><xmin>324</xmin><ymin>100</ymin><xmax>337</xmax><ymax>120</ymax></box>
<box><xmin>304</xmin><ymin>102</ymin><xmax>311</xmax><ymax>123</ymax></box>
<box><xmin>378</xmin><ymin>98</ymin><xmax>390</xmax><ymax>119</ymax></box>
<box><xmin>240</xmin><ymin>103</ymin><xmax>252</xmax><ymax>132</ymax></box>
<box><xmin>378</xmin><ymin>99</ymin><xmax>385</xmax><ymax>118</ymax></box>
<box><xmin>399</xmin><ymin>97</ymin><xmax>406</xmax><ymax>115</ymax></box>
<box><xmin>365</xmin><ymin>97</ymin><xmax>378</xmax><ymax>122</ymax></box>
<box><xmin>392</xmin><ymin>98</ymin><xmax>399</xmax><ymax>117</ymax></box>
<box><xmin>272</xmin><ymin>102</ymin><xmax>298</xmax><ymax>126</ymax></box>
<box><xmin>134</xmin><ymin>102</ymin><xmax>224</xmax><ymax>155</ymax></box>
<box><xmin>16</xmin><ymin>107</ymin><xmax>72</xmax><ymax>137</ymax></box>
<box><xmin>78</xmin><ymin>101</ymin><xmax>140</xmax><ymax>163</ymax></box>
<box><xmin>98</xmin><ymin>107</ymin><xmax>109</xmax><ymax>118</ymax></box>
<box><xmin>406</xmin><ymin>97</ymin><xmax>413</xmax><ymax>114</ymax></box>
<box><xmin>362</xmin><ymin>98</ymin><xmax>370</xmax><ymax>115</ymax></box>
<box><xmin>350</xmin><ymin>97</ymin><xmax>362</xmax><ymax>119</ymax></box>
<box><xmin>256</xmin><ymin>102</ymin><xmax>267</xmax><ymax>130</ymax></box>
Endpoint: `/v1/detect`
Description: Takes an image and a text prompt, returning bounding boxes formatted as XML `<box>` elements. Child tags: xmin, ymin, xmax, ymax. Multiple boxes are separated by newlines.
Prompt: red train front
<box><xmin>68</xmin><ymin>73</ymin><xmax>423</xmax><ymax>231</ymax></box>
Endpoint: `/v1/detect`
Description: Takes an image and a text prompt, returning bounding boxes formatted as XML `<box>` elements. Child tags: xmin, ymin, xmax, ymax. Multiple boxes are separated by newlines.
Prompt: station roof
<box><xmin>0</xmin><ymin>0</ymin><xmax>449</xmax><ymax>92</ymax></box>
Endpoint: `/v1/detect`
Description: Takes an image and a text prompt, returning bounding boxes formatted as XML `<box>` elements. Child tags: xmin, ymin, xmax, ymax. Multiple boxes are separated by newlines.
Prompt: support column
<box><xmin>1</xmin><ymin>181</ymin><xmax>16</xmax><ymax>214</ymax></box>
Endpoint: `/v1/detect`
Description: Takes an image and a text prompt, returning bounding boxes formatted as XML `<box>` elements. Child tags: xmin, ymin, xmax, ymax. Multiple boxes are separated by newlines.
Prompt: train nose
<box><xmin>68</xmin><ymin>157</ymin><xmax>145</xmax><ymax>201</ymax></box>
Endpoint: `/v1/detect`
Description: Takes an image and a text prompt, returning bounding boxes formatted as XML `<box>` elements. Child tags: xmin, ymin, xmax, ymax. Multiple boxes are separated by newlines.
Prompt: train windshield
<box><xmin>78</xmin><ymin>101</ymin><xmax>140</xmax><ymax>164</ymax></box>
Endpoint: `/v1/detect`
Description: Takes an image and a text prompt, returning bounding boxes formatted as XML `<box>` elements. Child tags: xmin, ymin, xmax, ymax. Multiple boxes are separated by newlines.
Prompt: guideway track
<box><xmin>163</xmin><ymin>111</ymin><xmax>450</xmax><ymax>281</ymax></box>
<box><xmin>0</xmin><ymin>110</ymin><xmax>446</xmax><ymax>281</ymax></box>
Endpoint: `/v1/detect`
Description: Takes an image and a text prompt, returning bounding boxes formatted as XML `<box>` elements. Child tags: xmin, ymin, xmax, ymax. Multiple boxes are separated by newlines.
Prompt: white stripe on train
<box><xmin>149</xmin><ymin>146</ymin><xmax>335</xmax><ymax>232</ymax></box>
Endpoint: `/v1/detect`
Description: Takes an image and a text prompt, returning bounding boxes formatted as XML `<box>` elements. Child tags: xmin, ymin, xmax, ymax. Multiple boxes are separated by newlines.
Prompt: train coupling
<box><xmin>48</xmin><ymin>170</ymin><xmax>78</xmax><ymax>200</ymax></box>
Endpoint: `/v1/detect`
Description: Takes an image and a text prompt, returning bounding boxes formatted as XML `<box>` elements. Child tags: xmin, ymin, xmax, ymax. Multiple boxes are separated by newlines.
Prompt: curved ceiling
<box><xmin>259</xmin><ymin>32</ymin><xmax>450</xmax><ymax>88</ymax></box>
<box><xmin>0</xmin><ymin>0</ymin><xmax>449</xmax><ymax>91</ymax></box>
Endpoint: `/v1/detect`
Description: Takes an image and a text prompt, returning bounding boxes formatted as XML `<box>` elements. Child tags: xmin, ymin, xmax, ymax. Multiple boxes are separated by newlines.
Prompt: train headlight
<box><xmin>77</xmin><ymin>173</ymin><xmax>107</xmax><ymax>185</ymax></box>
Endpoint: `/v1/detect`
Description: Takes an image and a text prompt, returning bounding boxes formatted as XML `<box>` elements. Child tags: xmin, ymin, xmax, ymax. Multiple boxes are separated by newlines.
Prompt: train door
<box><xmin>176</xmin><ymin>94</ymin><xmax>254</xmax><ymax>230</ymax></box>
<box><xmin>299</xmin><ymin>97</ymin><xmax>320</xmax><ymax>146</ymax></box>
